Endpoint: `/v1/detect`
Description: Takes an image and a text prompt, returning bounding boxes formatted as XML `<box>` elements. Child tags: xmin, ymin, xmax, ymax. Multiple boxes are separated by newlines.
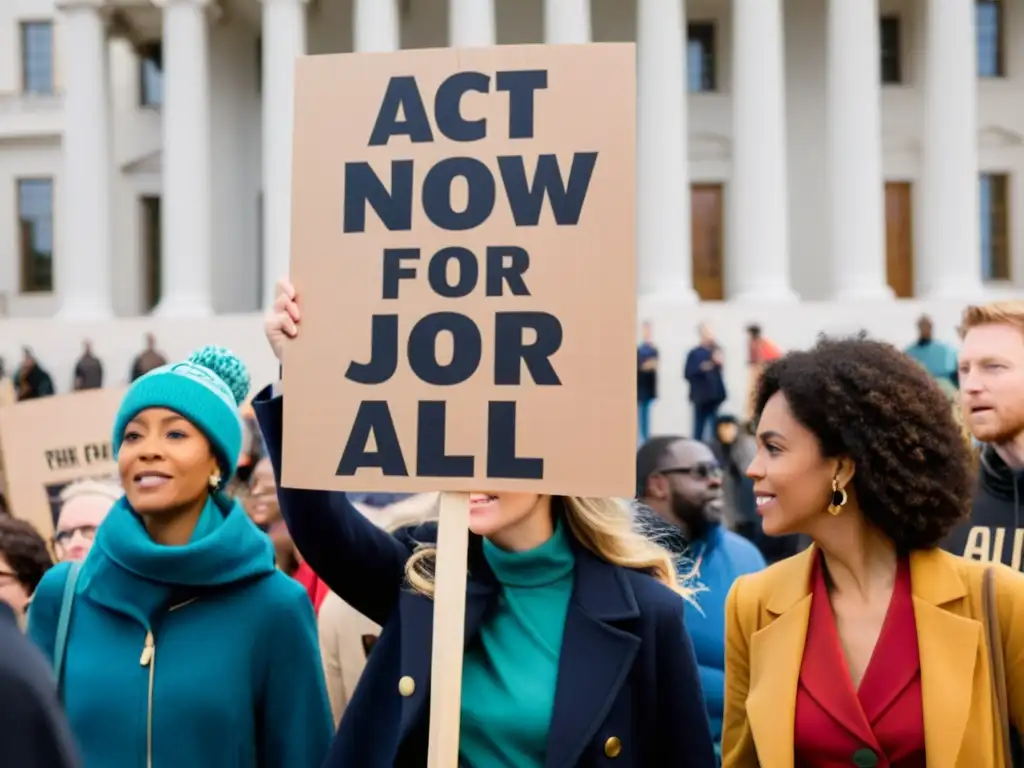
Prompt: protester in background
<box><xmin>637</xmin><ymin>320</ymin><xmax>659</xmax><ymax>445</ymax></box>
<box><xmin>635</xmin><ymin>436</ymin><xmax>764</xmax><ymax>751</ymax></box>
<box><xmin>15</xmin><ymin>347</ymin><xmax>55</xmax><ymax>400</ymax></box>
<box><xmin>258</xmin><ymin>280</ymin><xmax>716</xmax><ymax>768</ymax></box>
<box><xmin>685</xmin><ymin>324</ymin><xmax>727</xmax><ymax>442</ymax></box>
<box><xmin>318</xmin><ymin>493</ymin><xmax>438</xmax><ymax>725</ymax></box>
<box><xmin>905</xmin><ymin>313</ymin><xmax>958</xmax><ymax>387</ymax></box>
<box><xmin>52</xmin><ymin>479</ymin><xmax>121</xmax><ymax>562</ymax></box>
<box><xmin>946</xmin><ymin>300</ymin><xmax>1024</xmax><ymax>577</ymax></box>
<box><xmin>72</xmin><ymin>340</ymin><xmax>103</xmax><ymax>391</ymax></box>
<box><xmin>0</xmin><ymin>517</ymin><xmax>53</xmax><ymax>628</ymax></box>
<box><xmin>744</xmin><ymin>324</ymin><xmax>781</xmax><ymax>421</ymax></box>
<box><xmin>723</xmin><ymin>337</ymin><xmax>1024</xmax><ymax>767</ymax></box>
<box><xmin>28</xmin><ymin>346</ymin><xmax>332</xmax><ymax>768</ymax></box>
<box><xmin>128</xmin><ymin>332</ymin><xmax>167</xmax><ymax>382</ymax></box>
<box><xmin>0</xmin><ymin>596</ymin><xmax>80</xmax><ymax>768</ymax></box>
<box><xmin>244</xmin><ymin>457</ymin><xmax>281</xmax><ymax>531</ymax></box>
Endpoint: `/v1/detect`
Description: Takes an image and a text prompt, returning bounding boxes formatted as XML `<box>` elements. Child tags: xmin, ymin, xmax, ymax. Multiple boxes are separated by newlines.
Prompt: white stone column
<box><xmin>260</xmin><ymin>0</ymin><xmax>307</xmax><ymax>310</ymax></box>
<box><xmin>920</xmin><ymin>0</ymin><xmax>983</xmax><ymax>298</ymax></box>
<box><xmin>826</xmin><ymin>0</ymin><xmax>893</xmax><ymax>299</ymax></box>
<box><xmin>637</xmin><ymin>0</ymin><xmax>696</xmax><ymax>302</ymax></box>
<box><xmin>544</xmin><ymin>0</ymin><xmax>591</xmax><ymax>44</ymax></box>
<box><xmin>353</xmin><ymin>0</ymin><xmax>399</xmax><ymax>52</ymax></box>
<box><xmin>55</xmin><ymin>0</ymin><xmax>114</xmax><ymax>319</ymax></box>
<box><xmin>449</xmin><ymin>0</ymin><xmax>495</xmax><ymax>47</ymax></box>
<box><xmin>731</xmin><ymin>0</ymin><xmax>796</xmax><ymax>301</ymax></box>
<box><xmin>154</xmin><ymin>0</ymin><xmax>213</xmax><ymax>316</ymax></box>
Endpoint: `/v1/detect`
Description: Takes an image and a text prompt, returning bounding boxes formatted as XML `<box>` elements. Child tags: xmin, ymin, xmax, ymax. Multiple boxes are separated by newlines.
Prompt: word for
<box><xmin>336</xmin><ymin>68</ymin><xmax>596</xmax><ymax>480</ymax></box>
<box><xmin>45</xmin><ymin>442</ymin><xmax>113</xmax><ymax>471</ymax></box>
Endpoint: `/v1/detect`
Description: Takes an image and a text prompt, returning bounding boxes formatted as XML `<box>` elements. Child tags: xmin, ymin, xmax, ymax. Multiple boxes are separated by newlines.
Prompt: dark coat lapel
<box><xmin>397</xmin><ymin>537</ymin><xmax>497</xmax><ymax>744</ymax></box>
<box><xmin>545</xmin><ymin>546</ymin><xmax>642</xmax><ymax>768</ymax></box>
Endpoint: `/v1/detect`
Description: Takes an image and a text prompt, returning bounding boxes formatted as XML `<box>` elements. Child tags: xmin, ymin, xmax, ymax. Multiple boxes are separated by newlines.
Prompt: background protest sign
<box><xmin>0</xmin><ymin>388</ymin><xmax>125</xmax><ymax>537</ymax></box>
<box><xmin>283</xmin><ymin>43</ymin><xmax>637</xmax><ymax>499</ymax></box>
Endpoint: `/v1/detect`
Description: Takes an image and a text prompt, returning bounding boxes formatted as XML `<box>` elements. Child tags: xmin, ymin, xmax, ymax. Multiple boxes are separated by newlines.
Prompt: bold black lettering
<box><xmin>346</xmin><ymin>315</ymin><xmax>398</xmax><ymax>384</ymax></box>
<box><xmin>494</xmin><ymin>312</ymin><xmax>562</xmax><ymax>385</ymax></box>
<box><xmin>368</xmin><ymin>76</ymin><xmax>433</xmax><ymax>146</ymax></box>
<box><xmin>416</xmin><ymin>401</ymin><xmax>474</xmax><ymax>477</ymax></box>
<box><xmin>408</xmin><ymin>312</ymin><xmax>481</xmax><ymax>386</ymax></box>
<box><xmin>428</xmin><ymin>247</ymin><xmax>479</xmax><ymax>298</ymax></box>
<box><xmin>497</xmin><ymin>153</ymin><xmax>597</xmax><ymax>226</ymax></box>
<box><xmin>495</xmin><ymin>70</ymin><xmax>547</xmax><ymax>140</ymax></box>
<box><xmin>343</xmin><ymin>160</ymin><xmax>413</xmax><ymax>233</ymax></box>
<box><xmin>485</xmin><ymin>246</ymin><xmax>530</xmax><ymax>296</ymax></box>
<box><xmin>382</xmin><ymin>249</ymin><xmax>420</xmax><ymax>299</ymax></box>
<box><xmin>335</xmin><ymin>401</ymin><xmax>409</xmax><ymax>476</ymax></box>
<box><xmin>486</xmin><ymin>402</ymin><xmax>543</xmax><ymax>479</ymax></box>
<box><xmin>84</xmin><ymin>442</ymin><xmax>112</xmax><ymax>463</ymax></box>
<box><xmin>45</xmin><ymin>447</ymin><xmax>79</xmax><ymax>471</ymax></box>
<box><xmin>435</xmin><ymin>71</ymin><xmax>490</xmax><ymax>142</ymax></box>
<box><xmin>422</xmin><ymin>157</ymin><xmax>495</xmax><ymax>231</ymax></box>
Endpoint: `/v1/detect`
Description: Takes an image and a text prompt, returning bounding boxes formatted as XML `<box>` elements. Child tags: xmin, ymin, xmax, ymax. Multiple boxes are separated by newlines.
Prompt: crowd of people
<box><xmin>0</xmin><ymin>291</ymin><xmax>1022</xmax><ymax>767</ymax></box>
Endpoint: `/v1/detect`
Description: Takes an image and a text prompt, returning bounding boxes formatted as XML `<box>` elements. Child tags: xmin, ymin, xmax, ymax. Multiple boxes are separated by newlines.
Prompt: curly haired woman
<box><xmin>257</xmin><ymin>279</ymin><xmax>716</xmax><ymax>768</ymax></box>
<box><xmin>722</xmin><ymin>337</ymin><xmax>1024</xmax><ymax>768</ymax></box>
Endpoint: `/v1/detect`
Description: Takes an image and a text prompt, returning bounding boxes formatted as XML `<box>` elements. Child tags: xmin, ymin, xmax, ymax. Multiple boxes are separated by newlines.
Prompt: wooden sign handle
<box><xmin>426</xmin><ymin>491</ymin><xmax>471</xmax><ymax>767</ymax></box>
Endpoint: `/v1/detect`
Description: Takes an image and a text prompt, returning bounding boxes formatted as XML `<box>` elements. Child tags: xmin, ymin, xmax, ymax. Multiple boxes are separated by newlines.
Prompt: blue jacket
<box><xmin>252</xmin><ymin>386</ymin><xmax>716</xmax><ymax>768</ymax></box>
<box><xmin>27</xmin><ymin>494</ymin><xmax>333</xmax><ymax>768</ymax></box>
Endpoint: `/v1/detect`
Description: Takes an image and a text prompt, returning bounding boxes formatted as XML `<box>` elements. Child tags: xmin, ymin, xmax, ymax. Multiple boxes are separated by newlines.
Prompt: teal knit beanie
<box><xmin>112</xmin><ymin>346</ymin><xmax>251</xmax><ymax>481</ymax></box>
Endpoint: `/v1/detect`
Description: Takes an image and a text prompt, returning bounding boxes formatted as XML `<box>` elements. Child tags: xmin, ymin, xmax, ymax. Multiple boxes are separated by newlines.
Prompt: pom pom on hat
<box><xmin>187</xmin><ymin>345</ymin><xmax>250</xmax><ymax>407</ymax></box>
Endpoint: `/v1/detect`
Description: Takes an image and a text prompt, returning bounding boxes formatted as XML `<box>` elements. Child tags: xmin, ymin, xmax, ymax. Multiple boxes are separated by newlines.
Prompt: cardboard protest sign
<box><xmin>0</xmin><ymin>388</ymin><xmax>125</xmax><ymax>537</ymax></box>
<box><xmin>284</xmin><ymin>43</ymin><xmax>637</xmax><ymax>498</ymax></box>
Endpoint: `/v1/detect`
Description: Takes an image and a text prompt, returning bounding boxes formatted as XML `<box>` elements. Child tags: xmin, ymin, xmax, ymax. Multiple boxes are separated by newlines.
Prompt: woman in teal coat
<box><xmin>28</xmin><ymin>346</ymin><xmax>333</xmax><ymax>768</ymax></box>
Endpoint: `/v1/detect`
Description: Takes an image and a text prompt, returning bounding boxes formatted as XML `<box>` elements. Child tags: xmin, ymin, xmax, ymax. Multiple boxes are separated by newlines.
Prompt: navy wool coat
<box><xmin>253</xmin><ymin>387</ymin><xmax>716</xmax><ymax>768</ymax></box>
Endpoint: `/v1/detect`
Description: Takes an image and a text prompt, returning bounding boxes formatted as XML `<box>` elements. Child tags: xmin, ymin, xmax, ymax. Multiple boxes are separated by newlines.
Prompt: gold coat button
<box><xmin>398</xmin><ymin>675</ymin><xmax>416</xmax><ymax>697</ymax></box>
<box><xmin>604</xmin><ymin>736</ymin><xmax>622</xmax><ymax>758</ymax></box>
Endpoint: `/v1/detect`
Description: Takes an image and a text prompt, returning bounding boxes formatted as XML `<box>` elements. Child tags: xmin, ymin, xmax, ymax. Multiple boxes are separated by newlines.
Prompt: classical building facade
<box><xmin>0</xmin><ymin>0</ymin><xmax>1022</xmax><ymax>323</ymax></box>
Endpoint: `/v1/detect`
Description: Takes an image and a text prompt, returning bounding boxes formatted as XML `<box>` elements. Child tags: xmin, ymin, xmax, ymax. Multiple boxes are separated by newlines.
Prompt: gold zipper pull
<box><xmin>139</xmin><ymin>630</ymin><xmax>154</xmax><ymax>667</ymax></box>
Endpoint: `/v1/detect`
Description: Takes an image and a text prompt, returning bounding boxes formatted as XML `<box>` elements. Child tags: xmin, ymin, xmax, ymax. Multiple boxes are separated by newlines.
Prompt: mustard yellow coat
<box><xmin>722</xmin><ymin>545</ymin><xmax>1024</xmax><ymax>768</ymax></box>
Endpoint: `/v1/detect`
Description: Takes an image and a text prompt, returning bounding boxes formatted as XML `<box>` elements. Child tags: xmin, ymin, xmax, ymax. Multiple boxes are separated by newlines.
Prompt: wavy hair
<box><xmin>403</xmin><ymin>496</ymin><xmax>694</xmax><ymax>601</ymax></box>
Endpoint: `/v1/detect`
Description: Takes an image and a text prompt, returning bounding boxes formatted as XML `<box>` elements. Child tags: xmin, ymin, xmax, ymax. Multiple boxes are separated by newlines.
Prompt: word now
<box><xmin>336</xmin><ymin>400</ymin><xmax>542</xmax><ymax>480</ymax></box>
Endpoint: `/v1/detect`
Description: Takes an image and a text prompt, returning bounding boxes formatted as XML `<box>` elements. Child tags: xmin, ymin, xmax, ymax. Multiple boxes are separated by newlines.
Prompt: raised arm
<box><xmin>253</xmin><ymin>384</ymin><xmax>408</xmax><ymax>626</ymax></box>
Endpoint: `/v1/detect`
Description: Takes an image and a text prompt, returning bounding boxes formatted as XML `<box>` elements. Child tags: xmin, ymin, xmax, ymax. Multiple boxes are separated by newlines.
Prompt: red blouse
<box><xmin>794</xmin><ymin>554</ymin><xmax>926</xmax><ymax>768</ymax></box>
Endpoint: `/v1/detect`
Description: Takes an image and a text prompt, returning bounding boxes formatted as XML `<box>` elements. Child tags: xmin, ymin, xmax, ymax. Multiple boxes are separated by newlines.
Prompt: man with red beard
<box><xmin>945</xmin><ymin>300</ymin><xmax>1024</xmax><ymax>572</ymax></box>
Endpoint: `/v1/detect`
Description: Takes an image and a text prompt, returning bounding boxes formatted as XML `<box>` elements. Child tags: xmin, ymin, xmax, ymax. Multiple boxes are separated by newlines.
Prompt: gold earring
<box><xmin>209</xmin><ymin>472</ymin><xmax>222</xmax><ymax>490</ymax></box>
<box><xmin>828</xmin><ymin>477</ymin><xmax>848</xmax><ymax>516</ymax></box>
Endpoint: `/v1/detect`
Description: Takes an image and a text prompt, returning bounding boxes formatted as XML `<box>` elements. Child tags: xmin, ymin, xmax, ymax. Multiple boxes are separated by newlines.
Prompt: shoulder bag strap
<box><xmin>983</xmin><ymin>566</ymin><xmax>1013</xmax><ymax>766</ymax></box>
<box><xmin>54</xmin><ymin>560</ymin><xmax>83</xmax><ymax>698</ymax></box>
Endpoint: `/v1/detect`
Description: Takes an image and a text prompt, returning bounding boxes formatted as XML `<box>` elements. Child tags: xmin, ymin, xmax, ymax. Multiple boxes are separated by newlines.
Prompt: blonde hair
<box><xmin>403</xmin><ymin>496</ymin><xmax>694</xmax><ymax>601</ymax></box>
<box><xmin>959</xmin><ymin>300</ymin><xmax>1024</xmax><ymax>339</ymax></box>
<box><xmin>59</xmin><ymin>477</ymin><xmax>122</xmax><ymax>505</ymax></box>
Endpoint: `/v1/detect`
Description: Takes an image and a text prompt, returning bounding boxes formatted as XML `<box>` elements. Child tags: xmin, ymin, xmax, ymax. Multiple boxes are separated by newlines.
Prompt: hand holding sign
<box><xmin>265</xmin><ymin>280</ymin><xmax>301</xmax><ymax>363</ymax></box>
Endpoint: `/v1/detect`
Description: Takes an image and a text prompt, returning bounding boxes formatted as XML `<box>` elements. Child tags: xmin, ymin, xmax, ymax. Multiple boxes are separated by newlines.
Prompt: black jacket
<box><xmin>944</xmin><ymin>445</ymin><xmax>1023</xmax><ymax>570</ymax></box>
<box><xmin>253</xmin><ymin>386</ymin><xmax>716</xmax><ymax>768</ymax></box>
<box><xmin>0</xmin><ymin>601</ymin><xmax>80</xmax><ymax>768</ymax></box>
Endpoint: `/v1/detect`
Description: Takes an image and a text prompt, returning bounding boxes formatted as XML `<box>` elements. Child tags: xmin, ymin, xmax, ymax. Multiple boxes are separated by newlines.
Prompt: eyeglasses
<box><xmin>660</xmin><ymin>463</ymin><xmax>723</xmax><ymax>480</ymax></box>
<box><xmin>0</xmin><ymin>569</ymin><xmax>20</xmax><ymax>583</ymax></box>
<box><xmin>54</xmin><ymin>525</ymin><xmax>98</xmax><ymax>547</ymax></box>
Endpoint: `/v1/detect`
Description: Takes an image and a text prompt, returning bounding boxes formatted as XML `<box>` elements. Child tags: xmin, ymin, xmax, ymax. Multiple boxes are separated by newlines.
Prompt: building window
<box><xmin>880</xmin><ymin>16</ymin><xmax>902</xmax><ymax>84</ymax></box>
<box><xmin>687</xmin><ymin>22</ymin><xmax>716</xmax><ymax>93</ymax></box>
<box><xmin>979</xmin><ymin>173</ymin><xmax>1011</xmax><ymax>281</ymax></box>
<box><xmin>977</xmin><ymin>0</ymin><xmax>1005</xmax><ymax>78</ymax></box>
<box><xmin>17</xmin><ymin>179</ymin><xmax>54</xmax><ymax>293</ymax></box>
<box><xmin>21</xmin><ymin>21</ymin><xmax>54</xmax><ymax>95</ymax></box>
<box><xmin>139</xmin><ymin>42</ymin><xmax>163</xmax><ymax>107</ymax></box>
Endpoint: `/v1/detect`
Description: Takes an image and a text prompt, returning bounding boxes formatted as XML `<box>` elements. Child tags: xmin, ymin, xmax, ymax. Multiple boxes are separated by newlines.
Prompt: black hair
<box><xmin>755</xmin><ymin>336</ymin><xmax>973</xmax><ymax>551</ymax></box>
<box><xmin>636</xmin><ymin>436</ymin><xmax>685</xmax><ymax>498</ymax></box>
<box><xmin>0</xmin><ymin>517</ymin><xmax>53</xmax><ymax>594</ymax></box>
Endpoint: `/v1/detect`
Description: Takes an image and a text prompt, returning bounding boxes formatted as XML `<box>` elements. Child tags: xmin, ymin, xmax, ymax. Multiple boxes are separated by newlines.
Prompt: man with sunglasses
<box><xmin>636</xmin><ymin>436</ymin><xmax>765</xmax><ymax>755</ymax></box>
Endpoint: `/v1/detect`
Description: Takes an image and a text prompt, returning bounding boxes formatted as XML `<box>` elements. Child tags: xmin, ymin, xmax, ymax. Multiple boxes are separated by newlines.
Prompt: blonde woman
<box><xmin>257</xmin><ymin>280</ymin><xmax>716</xmax><ymax>768</ymax></box>
<box><xmin>52</xmin><ymin>478</ymin><xmax>121</xmax><ymax>562</ymax></box>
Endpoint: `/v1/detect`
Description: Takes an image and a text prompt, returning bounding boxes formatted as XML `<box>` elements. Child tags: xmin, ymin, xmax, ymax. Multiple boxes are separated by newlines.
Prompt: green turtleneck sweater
<box><xmin>459</xmin><ymin>520</ymin><xmax>576</xmax><ymax>767</ymax></box>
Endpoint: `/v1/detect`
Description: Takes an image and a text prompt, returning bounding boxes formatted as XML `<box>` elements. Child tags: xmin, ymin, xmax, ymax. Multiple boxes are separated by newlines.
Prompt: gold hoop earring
<box><xmin>209</xmin><ymin>472</ymin><xmax>222</xmax><ymax>490</ymax></box>
<box><xmin>828</xmin><ymin>477</ymin><xmax>848</xmax><ymax>516</ymax></box>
